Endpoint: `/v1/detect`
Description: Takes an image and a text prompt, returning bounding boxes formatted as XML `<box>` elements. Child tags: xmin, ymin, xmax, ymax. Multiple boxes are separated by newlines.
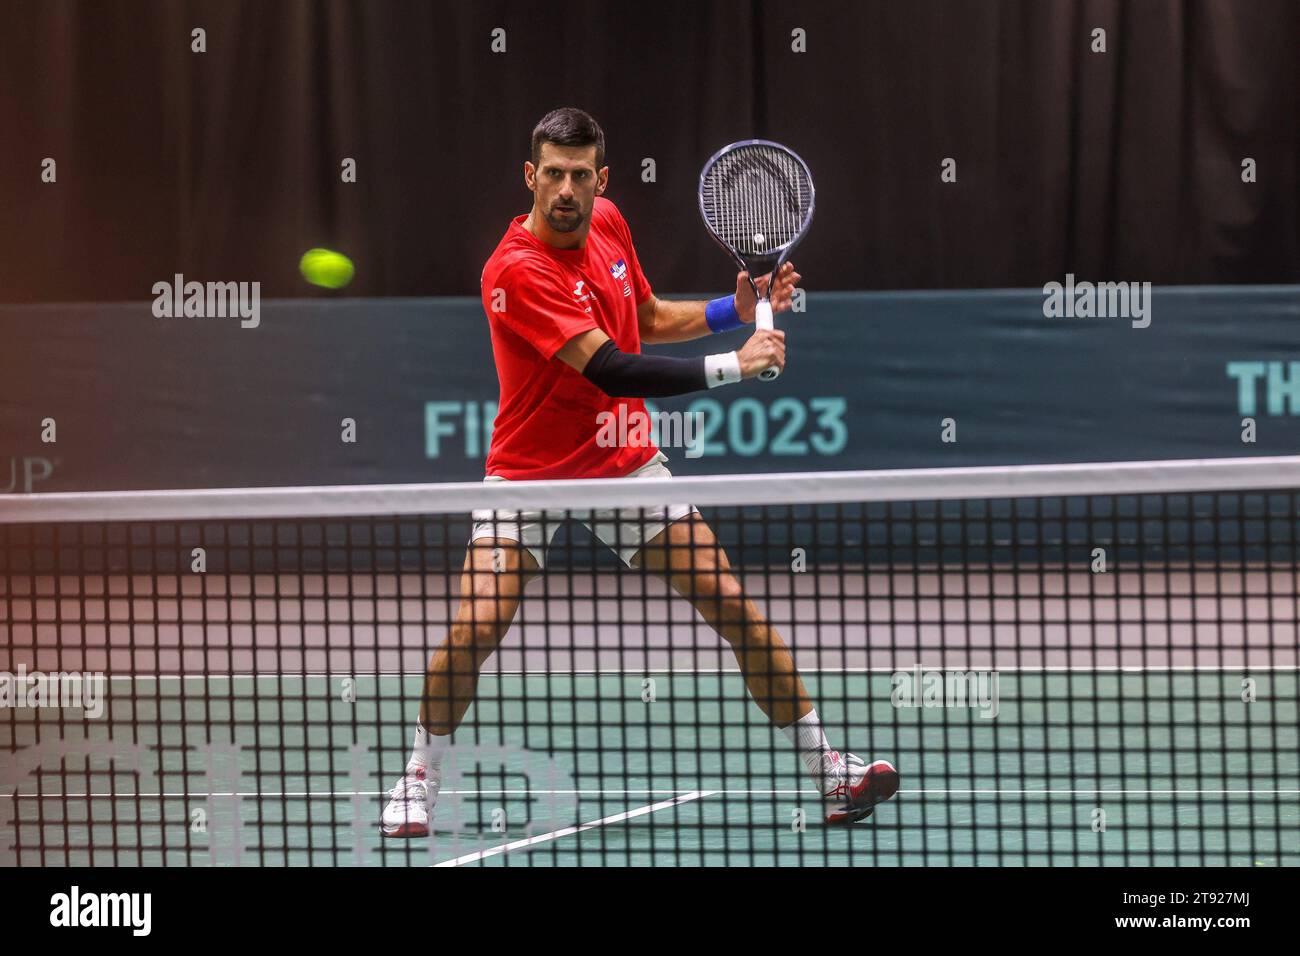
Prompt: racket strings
<box><xmin>701</xmin><ymin>146</ymin><xmax>812</xmax><ymax>255</ymax></box>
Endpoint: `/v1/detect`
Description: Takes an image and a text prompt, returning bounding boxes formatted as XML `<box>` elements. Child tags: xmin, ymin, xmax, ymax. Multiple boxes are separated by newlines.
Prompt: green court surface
<box><xmin>4</xmin><ymin>671</ymin><xmax>1298</xmax><ymax>866</ymax></box>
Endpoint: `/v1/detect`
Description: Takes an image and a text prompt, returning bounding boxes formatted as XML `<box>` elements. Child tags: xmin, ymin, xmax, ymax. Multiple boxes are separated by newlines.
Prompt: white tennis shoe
<box><xmin>821</xmin><ymin>752</ymin><xmax>899</xmax><ymax>825</ymax></box>
<box><xmin>380</xmin><ymin>764</ymin><xmax>439</xmax><ymax>838</ymax></box>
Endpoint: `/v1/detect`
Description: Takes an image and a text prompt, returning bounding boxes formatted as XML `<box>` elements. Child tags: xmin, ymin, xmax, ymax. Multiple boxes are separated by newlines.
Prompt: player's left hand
<box><xmin>734</xmin><ymin>262</ymin><xmax>802</xmax><ymax>324</ymax></box>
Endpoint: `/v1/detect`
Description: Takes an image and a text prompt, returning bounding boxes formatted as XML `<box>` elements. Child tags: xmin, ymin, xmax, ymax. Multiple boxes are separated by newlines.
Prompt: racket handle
<box><xmin>753</xmin><ymin>299</ymin><xmax>780</xmax><ymax>381</ymax></box>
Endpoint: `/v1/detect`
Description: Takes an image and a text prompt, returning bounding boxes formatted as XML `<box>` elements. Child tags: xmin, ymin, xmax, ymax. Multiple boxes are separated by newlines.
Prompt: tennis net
<box><xmin>2</xmin><ymin>457</ymin><xmax>1298</xmax><ymax>866</ymax></box>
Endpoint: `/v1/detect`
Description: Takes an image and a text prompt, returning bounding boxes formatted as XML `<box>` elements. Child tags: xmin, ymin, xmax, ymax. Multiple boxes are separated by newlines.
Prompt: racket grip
<box><xmin>753</xmin><ymin>299</ymin><xmax>780</xmax><ymax>381</ymax></box>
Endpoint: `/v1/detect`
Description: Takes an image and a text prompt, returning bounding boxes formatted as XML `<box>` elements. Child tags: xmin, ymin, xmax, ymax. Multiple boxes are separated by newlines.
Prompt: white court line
<box><xmin>2</xmin><ymin>788</ymin><xmax>730</xmax><ymax>799</ymax></box>
<box><xmin>432</xmin><ymin>790</ymin><xmax>718</xmax><ymax>868</ymax></box>
<box><xmin>7</xmin><ymin>787</ymin><xmax>1297</xmax><ymax>800</ymax></box>
<box><xmin>75</xmin><ymin>664</ymin><xmax>1300</xmax><ymax>681</ymax></box>
<box><xmin>905</xmin><ymin>789</ymin><xmax>1300</xmax><ymax>796</ymax></box>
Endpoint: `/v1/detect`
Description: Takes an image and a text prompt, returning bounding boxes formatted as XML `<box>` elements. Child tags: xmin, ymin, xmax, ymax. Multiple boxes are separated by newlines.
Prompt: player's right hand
<box><xmin>737</xmin><ymin>328</ymin><xmax>786</xmax><ymax>379</ymax></box>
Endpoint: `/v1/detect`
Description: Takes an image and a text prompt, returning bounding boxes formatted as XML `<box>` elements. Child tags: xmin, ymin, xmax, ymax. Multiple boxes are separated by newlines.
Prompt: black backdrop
<box><xmin>1</xmin><ymin>0</ymin><xmax>1297</xmax><ymax>304</ymax></box>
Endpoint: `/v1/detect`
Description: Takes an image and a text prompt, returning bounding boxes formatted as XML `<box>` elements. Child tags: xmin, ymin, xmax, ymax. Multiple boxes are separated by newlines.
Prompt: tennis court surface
<box><xmin>2</xmin><ymin>458</ymin><xmax>1298</xmax><ymax>866</ymax></box>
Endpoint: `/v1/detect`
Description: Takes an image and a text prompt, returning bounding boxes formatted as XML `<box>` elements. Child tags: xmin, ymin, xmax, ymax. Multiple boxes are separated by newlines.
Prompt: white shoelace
<box><xmin>389</xmin><ymin>771</ymin><xmax>427</xmax><ymax>807</ymax></box>
<box><xmin>822</xmin><ymin>752</ymin><xmax>866</xmax><ymax>803</ymax></box>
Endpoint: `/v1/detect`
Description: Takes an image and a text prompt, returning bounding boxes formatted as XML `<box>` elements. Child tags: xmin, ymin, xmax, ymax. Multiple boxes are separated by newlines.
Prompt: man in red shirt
<box><xmin>382</xmin><ymin>108</ymin><xmax>897</xmax><ymax>839</ymax></box>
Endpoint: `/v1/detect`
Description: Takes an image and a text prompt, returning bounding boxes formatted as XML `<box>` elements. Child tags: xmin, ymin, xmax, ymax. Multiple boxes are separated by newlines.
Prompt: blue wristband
<box><xmin>705</xmin><ymin>295</ymin><xmax>744</xmax><ymax>334</ymax></box>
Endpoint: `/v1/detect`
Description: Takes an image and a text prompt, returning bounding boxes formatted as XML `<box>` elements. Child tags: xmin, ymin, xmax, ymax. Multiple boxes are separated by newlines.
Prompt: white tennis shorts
<box><xmin>469</xmin><ymin>452</ymin><xmax>697</xmax><ymax>568</ymax></box>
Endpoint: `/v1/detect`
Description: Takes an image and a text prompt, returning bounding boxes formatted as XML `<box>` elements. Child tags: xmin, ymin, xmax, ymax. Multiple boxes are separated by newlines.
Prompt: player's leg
<box><xmin>636</xmin><ymin>512</ymin><xmax>811</xmax><ymax>724</ymax></box>
<box><xmin>421</xmin><ymin>537</ymin><xmax>539</xmax><ymax>735</ymax></box>
<box><xmin>634</xmin><ymin>513</ymin><xmax>898</xmax><ymax>824</ymax></box>
<box><xmin>381</xmin><ymin>537</ymin><xmax>539</xmax><ymax>837</ymax></box>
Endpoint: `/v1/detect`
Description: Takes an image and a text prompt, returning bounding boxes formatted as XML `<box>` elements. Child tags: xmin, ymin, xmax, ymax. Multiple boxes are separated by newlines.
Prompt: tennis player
<box><xmin>382</xmin><ymin>108</ymin><xmax>898</xmax><ymax>837</ymax></box>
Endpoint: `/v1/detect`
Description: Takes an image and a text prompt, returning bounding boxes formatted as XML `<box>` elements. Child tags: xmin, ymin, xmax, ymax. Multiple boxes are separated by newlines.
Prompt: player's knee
<box><xmin>452</xmin><ymin>600</ymin><xmax>516</xmax><ymax>653</ymax></box>
<box><xmin>683</xmin><ymin>570</ymin><xmax>746</xmax><ymax>621</ymax></box>
<box><xmin>471</xmin><ymin>618</ymin><xmax>510</xmax><ymax>647</ymax></box>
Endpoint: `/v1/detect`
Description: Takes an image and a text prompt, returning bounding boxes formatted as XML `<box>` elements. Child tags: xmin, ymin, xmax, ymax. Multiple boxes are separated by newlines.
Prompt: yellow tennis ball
<box><xmin>299</xmin><ymin>248</ymin><xmax>355</xmax><ymax>289</ymax></box>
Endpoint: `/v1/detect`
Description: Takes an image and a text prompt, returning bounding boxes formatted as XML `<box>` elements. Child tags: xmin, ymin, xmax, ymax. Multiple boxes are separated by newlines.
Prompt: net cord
<box><xmin>5</xmin><ymin>455</ymin><xmax>1300</xmax><ymax>524</ymax></box>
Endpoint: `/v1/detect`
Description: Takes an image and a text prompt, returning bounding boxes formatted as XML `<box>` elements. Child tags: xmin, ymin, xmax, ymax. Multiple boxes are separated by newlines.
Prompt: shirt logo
<box><xmin>609</xmin><ymin>259</ymin><xmax>632</xmax><ymax>297</ymax></box>
<box><xmin>572</xmin><ymin>278</ymin><xmax>596</xmax><ymax>313</ymax></box>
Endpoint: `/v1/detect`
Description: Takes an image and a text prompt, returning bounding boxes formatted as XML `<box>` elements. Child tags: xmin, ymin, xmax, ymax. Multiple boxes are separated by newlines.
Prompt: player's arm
<box><xmin>637</xmin><ymin>263</ymin><xmax>802</xmax><ymax>344</ymax></box>
<box><xmin>555</xmin><ymin>328</ymin><xmax>784</xmax><ymax>397</ymax></box>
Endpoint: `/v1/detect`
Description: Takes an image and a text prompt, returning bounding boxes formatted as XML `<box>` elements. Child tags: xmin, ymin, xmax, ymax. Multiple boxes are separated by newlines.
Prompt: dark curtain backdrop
<box><xmin>0</xmin><ymin>0</ymin><xmax>1297</xmax><ymax>303</ymax></box>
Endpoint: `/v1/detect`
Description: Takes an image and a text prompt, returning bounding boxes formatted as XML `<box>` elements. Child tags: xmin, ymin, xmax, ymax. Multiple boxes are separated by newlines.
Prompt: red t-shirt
<box><xmin>480</xmin><ymin>197</ymin><xmax>658</xmax><ymax>479</ymax></box>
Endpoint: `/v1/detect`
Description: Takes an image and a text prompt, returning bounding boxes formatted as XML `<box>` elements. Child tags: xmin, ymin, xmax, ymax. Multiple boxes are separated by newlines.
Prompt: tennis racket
<box><xmin>698</xmin><ymin>139</ymin><xmax>815</xmax><ymax>381</ymax></box>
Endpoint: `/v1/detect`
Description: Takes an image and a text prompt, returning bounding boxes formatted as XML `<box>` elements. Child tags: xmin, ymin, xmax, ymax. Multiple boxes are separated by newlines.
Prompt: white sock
<box><xmin>407</xmin><ymin>724</ymin><xmax>450</xmax><ymax>771</ymax></box>
<box><xmin>781</xmin><ymin>709</ymin><xmax>833</xmax><ymax>784</ymax></box>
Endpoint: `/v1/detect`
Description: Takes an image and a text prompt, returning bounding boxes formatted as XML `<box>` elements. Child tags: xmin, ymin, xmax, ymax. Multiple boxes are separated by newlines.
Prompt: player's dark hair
<box><xmin>531</xmin><ymin>108</ymin><xmax>605</xmax><ymax>168</ymax></box>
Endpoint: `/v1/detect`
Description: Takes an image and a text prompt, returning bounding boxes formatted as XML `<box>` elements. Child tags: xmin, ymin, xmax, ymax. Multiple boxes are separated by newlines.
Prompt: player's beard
<box><xmin>545</xmin><ymin>200</ymin><xmax>587</xmax><ymax>233</ymax></box>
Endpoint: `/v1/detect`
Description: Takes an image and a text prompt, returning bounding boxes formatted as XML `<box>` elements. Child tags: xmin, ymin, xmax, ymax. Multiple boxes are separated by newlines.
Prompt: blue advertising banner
<box><xmin>2</xmin><ymin>286</ymin><xmax>1298</xmax><ymax>492</ymax></box>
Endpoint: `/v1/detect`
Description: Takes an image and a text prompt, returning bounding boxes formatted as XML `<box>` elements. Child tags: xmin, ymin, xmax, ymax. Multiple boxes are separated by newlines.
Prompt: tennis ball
<box><xmin>299</xmin><ymin>248</ymin><xmax>355</xmax><ymax>289</ymax></box>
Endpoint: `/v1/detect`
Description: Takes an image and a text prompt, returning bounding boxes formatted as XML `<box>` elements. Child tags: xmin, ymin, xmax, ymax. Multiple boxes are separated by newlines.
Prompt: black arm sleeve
<box><xmin>580</xmin><ymin>339</ymin><xmax>709</xmax><ymax>397</ymax></box>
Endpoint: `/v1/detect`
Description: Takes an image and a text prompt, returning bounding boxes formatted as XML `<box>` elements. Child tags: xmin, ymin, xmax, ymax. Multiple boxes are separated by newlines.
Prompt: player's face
<box><xmin>529</xmin><ymin>143</ymin><xmax>606</xmax><ymax>233</ymax></box>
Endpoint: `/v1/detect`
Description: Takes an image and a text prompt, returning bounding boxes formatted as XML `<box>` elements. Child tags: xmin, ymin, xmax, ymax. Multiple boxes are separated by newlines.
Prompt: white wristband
<box><xmin>704</xmin><ymin>351</ymin><xmax>742</xmax><ymax>388</ymax></box>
